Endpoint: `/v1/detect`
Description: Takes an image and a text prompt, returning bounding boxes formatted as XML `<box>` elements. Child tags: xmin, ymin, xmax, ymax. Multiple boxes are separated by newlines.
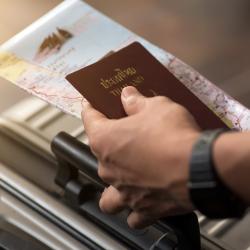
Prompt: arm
<box><xmin>214</xmin><ymin>131</ymin><xmax>250</xmax><ymax>203</ymax></box>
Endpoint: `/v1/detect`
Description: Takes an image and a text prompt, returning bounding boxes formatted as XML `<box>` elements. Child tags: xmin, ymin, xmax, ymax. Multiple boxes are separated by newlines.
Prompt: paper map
<box><xmin>0</xmin><ymin>0</ymin><xmax>250</xmax><ymax>131</ymax></box>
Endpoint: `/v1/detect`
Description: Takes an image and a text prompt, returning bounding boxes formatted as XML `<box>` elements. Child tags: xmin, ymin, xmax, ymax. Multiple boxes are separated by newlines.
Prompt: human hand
<box><xmin>82</xmin><ymin>86</ymin><xmax>200</xmax><ymax>229</ymax></box>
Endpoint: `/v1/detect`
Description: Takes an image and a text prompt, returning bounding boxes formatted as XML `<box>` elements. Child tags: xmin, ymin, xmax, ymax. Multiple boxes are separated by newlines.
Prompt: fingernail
<box><xmin>122</xmin><ymin>87</ymin><xmax>138</xmax><ymax>105</ymax></box>
<box><xmin>122</xmin><ymin>86</ymin><xmax>137</xmax><ymax>99</ymax></box>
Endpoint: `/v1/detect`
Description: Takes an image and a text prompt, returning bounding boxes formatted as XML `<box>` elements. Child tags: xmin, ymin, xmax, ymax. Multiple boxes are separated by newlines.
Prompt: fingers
<box><xmin>99</xmin><ymin>186</ymin><xmax>126</xmax><ymax>214</ymax></box>
<box><xmin>121</xmin><ymin>86</ymin><xmax>175</xmax><ymax>117</ymax></box>
<box><xmin>82</xmin><ymin>100</ymin><xmax>111</xmax><ymax>155</ymax></box>
<box><xmin>81</xmin><ymin>100</ymin><xmax>108</xmax><ymax>137</ymax></box>
<box><xmin>99</xmin><ymin>186</ymin><xmax>157</xmax><ymax>229</ymax></box>
<box><xmin>127</xmin><ymin>211</ymin><xmax>154</xmax><ymax>229</ymax></box>
<box><xmin>121</xmin><ymin>86</ymin><xmax>146</xmax><ymax>116</ymax></box>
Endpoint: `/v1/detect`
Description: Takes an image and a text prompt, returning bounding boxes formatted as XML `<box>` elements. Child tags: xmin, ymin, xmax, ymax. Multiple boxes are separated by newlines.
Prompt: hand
<box><xmin>82</xmin><ymin>86</ymin><xmax>201</xmax><ymax>229</ymax></box>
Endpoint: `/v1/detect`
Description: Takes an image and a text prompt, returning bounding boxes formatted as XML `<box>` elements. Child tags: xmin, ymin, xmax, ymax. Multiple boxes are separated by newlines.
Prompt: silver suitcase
<box><xmin>0</xmin><ymin>97</ymin><xmax>248</xmax><ymax>250</ymax></box>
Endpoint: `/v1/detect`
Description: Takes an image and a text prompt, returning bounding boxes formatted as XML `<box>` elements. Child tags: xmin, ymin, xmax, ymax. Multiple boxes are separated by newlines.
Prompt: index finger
<box><xmin>81</xmin><ymin>100</ymin><xmax>108</xmax><ymax>136</ymax></box>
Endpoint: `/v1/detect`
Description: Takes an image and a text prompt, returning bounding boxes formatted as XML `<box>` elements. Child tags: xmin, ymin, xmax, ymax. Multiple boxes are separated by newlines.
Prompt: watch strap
<box><xmin>189</xmin><ymin>129</ymin><xmax>247</xmax><ymax>218</ymax></box>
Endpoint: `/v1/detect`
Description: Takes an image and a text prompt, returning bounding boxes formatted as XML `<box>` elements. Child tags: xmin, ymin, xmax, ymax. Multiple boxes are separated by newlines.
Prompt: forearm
<box><xmin>214</xmin><ymin>131</ymin><xmax>250</xmax><ymax>204</ymax></box>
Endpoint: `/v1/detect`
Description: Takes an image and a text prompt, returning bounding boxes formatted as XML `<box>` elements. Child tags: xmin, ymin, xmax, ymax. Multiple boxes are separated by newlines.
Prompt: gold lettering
<box><xmin>114</xmin><ymin>68</ymin><xmax>126</xmax><ymax>80</ymax></box>
<box><xmin>100</xmin><ymin>67</ymin><xmax>138</xmax><ymax>90</ymax></box>
<box><xmin>110</xmin><ymin>88</ymin><xmax>121</xmax><ymax>96</ymax></box>
<box><xmin>109</xmin><ymin>78</ymin><xmax>117</xmax><ymax>86</ymax></box>
<box><xmin>132</xmin><ymin>75</ymin><xmax>144</xmax><ymax>85</ymax></box>
<box><xmin>100</xmin><ymin>78</ymin><xmax>109</xmax><ymax>88</ymax></box>
<box><xmin>110</xmin><ymin>84</ymin><xmax>129</xmax><ymax>97</ymax></box>
<box><xmin>114</xmin><ymin>74</ymin><xmax>123</xmax><ymax>83</ymax></box>
<box><xmin>125</xmin><ymin>67</ymin><xmax>136</xmax><ymax>76</ymax></box>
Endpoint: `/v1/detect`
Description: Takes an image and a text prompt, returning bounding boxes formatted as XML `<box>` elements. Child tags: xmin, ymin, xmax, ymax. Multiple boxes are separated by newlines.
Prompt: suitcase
<box><xmin>0</xmin><ymin>96</ymin><xmax>247</xmax><ymax>250</ymax></box>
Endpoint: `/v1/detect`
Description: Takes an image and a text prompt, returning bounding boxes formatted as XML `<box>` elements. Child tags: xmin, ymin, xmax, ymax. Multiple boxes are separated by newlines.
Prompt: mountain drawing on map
<box><xmin>34</xmin><ymin>28</ymin><xmax>73</xmax><ymax>61</ymax></box>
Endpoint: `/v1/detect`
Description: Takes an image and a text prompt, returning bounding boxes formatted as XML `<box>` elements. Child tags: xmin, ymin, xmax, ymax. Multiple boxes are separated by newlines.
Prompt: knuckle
<box><xmin>173</xmin><ymin>103</ymin><xmax>189</xmax><ymax>116</ymax></box>
<box><xmin>89</xmin><ymin>136</ymin><xmax>100</xmax><ymax>154</ymax></box>
<box><xmin>152</xmin><ymin>96</ymin><xmax>168</xmax><ymax>104</ymax></box>
<box><xmin>98</xmin><ymin>143</ymin><xmax>116</xmax><ymax>166</ymax></box>
<box><xmin>165</xmin><ymin>102</ymin><xmax>189</xmax><ymax>117</ymax></box>
<box><xmin>87</xmin><ymin>124</ymin><xmax>116</xmax><ymax>164</ymax></box>
<box><xmin>88</xmin><ymin>130</ymin><xmax>105</xmax><ymax>155</ymax></box>
<box><xmin>119</xmin><ymin>191</ymin><xmax>130</xmax><ymax>203</ymax></box>
<box><xmin>98</xmin><ymin>166</ymin><xmax>114</xmax><ymax>184</ymax></box>
<box><xmin>115</xmin><ymin>186</ymin><xmax>131</xmax><ymax>203</ymax></box>
<box><xmin>100</xmin><ymin>150</ymin><xmax>114</xmax><ymax>165</ymax></box>
<box><xmin>97</xmin><ymin>166</ymin><xmax>106</xmax><ymax>179</ymax></box>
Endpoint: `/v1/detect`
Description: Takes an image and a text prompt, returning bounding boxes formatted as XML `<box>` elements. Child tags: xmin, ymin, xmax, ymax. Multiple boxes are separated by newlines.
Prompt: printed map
<box><xmin>0</xmin><ymin>0</ymin><xmax>249</xmax><ymax>130</ymax></box>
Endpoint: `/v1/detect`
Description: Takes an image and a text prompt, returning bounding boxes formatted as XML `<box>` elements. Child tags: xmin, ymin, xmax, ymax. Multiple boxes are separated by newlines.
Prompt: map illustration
<box><xmin>0</xmin><ymin>0</ymin><xmax>250</xmax><ymax>131</ymax></box>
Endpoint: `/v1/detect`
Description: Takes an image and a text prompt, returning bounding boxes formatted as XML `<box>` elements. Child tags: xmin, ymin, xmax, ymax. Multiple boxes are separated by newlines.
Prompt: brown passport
<box><xmin>66</xmin><ymin>42</ymin><xmax>226</xmax><ymax>129</ymax></box>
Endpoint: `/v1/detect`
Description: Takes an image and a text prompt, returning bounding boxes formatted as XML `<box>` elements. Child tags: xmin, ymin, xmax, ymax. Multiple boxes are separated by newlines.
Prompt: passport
<box><xmin>66</xmin><ymin>42</ymin><xmax>226</xmax><ymax>129</ymax></box>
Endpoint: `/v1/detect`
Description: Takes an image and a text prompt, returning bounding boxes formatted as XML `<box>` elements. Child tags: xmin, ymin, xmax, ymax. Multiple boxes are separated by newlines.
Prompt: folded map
<box><xmin>0</xmin><ymin>0</ymin><xmax>249</xmax><ymax>131</ymax></box>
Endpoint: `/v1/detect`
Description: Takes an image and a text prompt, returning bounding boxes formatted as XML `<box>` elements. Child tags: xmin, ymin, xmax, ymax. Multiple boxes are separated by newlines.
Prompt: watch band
<box><xmin>188</xmin><ymin>129</ymin><xmax>247</xmax><ymax>218</ymax></box>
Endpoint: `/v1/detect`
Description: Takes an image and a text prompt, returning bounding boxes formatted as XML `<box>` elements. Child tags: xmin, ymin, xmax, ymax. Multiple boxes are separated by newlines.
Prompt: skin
<box><xmin>82</xmin><ymin>86</ymin><xmax>249</xmax><ymax>229</ymax></box>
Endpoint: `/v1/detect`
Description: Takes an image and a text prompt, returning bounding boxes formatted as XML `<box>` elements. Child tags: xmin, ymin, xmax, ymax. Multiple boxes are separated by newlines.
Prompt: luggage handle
<box><xmin>51</xmin><ymin>132</ymin><xmax>201</xmax><ymax>250</ymax></box>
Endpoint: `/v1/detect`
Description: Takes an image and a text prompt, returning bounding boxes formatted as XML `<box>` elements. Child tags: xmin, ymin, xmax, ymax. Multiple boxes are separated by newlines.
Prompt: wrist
<box><xmin>167</xmin><ymin>130</ymin><xmax>200</xmax><ymax>210</ymax></box>
<box><xmin>213</xmin><ymin>132</ymin><xmax>235</xmax><ymax>187</ymax></box>
<box><xmin>213</xmin><ymin>131</ymin><xmax>249</xmax><ymax>203</ymax></box>
<box><xmin>188</xmin><ymin>129</ymin><xmax>247</xmax><ymax>218</ymax></box>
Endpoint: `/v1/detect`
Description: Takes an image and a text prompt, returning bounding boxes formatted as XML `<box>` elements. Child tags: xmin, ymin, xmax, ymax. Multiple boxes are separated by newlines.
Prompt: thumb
<box><xmin>121</xmin><ymin>86</ymin><xmax>146</xmax><ymax>116</ymax></box>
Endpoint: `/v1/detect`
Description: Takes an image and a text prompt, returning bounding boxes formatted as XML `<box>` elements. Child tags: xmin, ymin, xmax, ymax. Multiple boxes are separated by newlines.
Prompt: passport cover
<box><xmin>66</xmin><ymin>42</ymin><xmax>226</xmax><ymax>129</ymax></box>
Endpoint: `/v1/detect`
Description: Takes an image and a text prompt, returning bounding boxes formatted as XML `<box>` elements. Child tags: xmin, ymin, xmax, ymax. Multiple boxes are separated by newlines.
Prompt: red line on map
<box><xmin>28</xmin><ymin>86</ymin><xmax>82</xmax><ymax>101</ymax></box>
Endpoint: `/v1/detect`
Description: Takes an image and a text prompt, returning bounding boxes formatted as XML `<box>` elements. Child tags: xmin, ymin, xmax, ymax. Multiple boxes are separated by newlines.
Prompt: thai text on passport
<box><xmin>99</xmin><ymin>67</ymin><xmax>144</xmax><ymax>96</ymax></box>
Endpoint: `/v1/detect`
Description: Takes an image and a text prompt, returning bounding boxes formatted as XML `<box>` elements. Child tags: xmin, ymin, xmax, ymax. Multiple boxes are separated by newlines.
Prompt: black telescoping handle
<box><xmin>51</xmin><ymin>132</ymin><xmax>106</xmax><ymax>187</ymax></box>
<box><xmin>51</xmin><ymin>132</ymin><xmax>201</xmax><ymax>250</ymax></box>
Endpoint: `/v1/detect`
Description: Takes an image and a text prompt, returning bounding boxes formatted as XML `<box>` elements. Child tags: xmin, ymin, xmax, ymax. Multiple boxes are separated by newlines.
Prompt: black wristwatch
<box><xmin>188</xmin><ymin>129</ymin><xmax>247</xmax><ymax>218</ymax></box>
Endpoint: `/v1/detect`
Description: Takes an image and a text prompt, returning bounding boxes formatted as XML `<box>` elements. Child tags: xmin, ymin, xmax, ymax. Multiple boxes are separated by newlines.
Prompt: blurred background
<box><xmin>1</xmin><ymin>0</ymin><xmax>250</xmax><ymax>112</ymax></box>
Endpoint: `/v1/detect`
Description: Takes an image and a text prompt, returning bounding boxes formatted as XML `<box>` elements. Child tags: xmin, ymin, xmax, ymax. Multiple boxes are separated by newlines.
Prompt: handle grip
<box><xmin>51</xmin><ymin>132</ymin><xmax>201</xmax><ymax>250</ymax></box>
<box><xmin>51</xmin><ymin>132</ymin><xmax>105</xmax><ymax>187</ymax></box>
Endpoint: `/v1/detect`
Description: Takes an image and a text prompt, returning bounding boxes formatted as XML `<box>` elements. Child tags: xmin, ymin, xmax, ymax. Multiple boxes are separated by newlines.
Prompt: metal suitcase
<box><xmin>0</xmin><ymin>96</ymin><xmax>248</xmax><ymax>250</ymax></box>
